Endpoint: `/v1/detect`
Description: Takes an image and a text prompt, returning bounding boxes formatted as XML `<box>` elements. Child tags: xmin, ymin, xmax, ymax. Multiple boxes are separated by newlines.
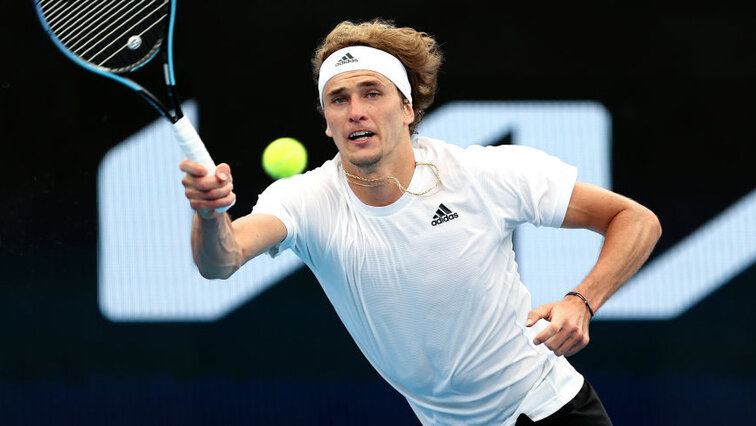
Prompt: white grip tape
<box><xmin>172</xmin><ymin>117</ymin><xmax>234</xmax><ymax>212</ymax></box>
<box><xmin>173</xmin><ymin>117</ymin><xmax>216</xmax><ymax>175</ymax></box>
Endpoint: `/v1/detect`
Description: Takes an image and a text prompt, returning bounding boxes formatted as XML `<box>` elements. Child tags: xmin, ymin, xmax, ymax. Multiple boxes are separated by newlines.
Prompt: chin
<box><xmin>345</xmin><ymin>153</ymin><xmax>381</xmax><ymax>170</ymax></box>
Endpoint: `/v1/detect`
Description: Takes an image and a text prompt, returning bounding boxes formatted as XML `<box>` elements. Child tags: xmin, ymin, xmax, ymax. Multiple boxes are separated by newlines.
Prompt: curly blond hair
<box><xmin>312</xmin><ymin>19</ymin><xmax>443</xmax><ymax>134</ymax></box>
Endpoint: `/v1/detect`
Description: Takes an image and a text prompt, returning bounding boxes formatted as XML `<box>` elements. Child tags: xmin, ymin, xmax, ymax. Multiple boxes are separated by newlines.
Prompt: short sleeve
<box><xmin>466</xmin><ymin>144</ymin><xmax>578</xmax><ymax>229</ymax></box>
<box><xmin>250</xmin><ymin>176</ymin><xmax>303</xmax><ymax>258</ymax></box>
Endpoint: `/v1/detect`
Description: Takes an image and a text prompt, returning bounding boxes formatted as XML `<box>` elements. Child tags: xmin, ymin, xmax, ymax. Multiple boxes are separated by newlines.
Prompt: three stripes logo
<box><xmin>335</xmin><ymin>52</ymin><xmax>358</xmax><ymax>67</ymax></box>
<box><xmin>431</xmin><ymin>204</ymin><xmax>459</xmax><ymax>226</ymax></box>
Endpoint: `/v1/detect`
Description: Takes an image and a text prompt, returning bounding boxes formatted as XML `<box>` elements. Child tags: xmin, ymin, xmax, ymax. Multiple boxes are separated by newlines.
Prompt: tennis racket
<box><xmin>34</xmin><ymin>0</ymin><xmax>232</xmax><ymax>212</ymax></box>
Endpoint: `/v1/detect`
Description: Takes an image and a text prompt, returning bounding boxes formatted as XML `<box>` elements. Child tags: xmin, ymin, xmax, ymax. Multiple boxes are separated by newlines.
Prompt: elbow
<box><xmin>198</xmin><ymin>267</ymin><xmax>236</xmax><ymax>280</ymax></box>
<box><xmin>193</xmin><ymin>250</ymin><xmax>243</xmax><ymax>280</ymax></box>
<box><xmin>652</xmin><ymin>213</ymin><xmax>662</xmax><ymax>241</ymax></box>
<box><xmin>641</xmin><ymin>206</ymin><xmax>663</xmax><ymax>242</ymax></box>
<box><xmin>196</xmin><ymin>260</ymin><xmax>240</xmax><ymax>280</ymax></box>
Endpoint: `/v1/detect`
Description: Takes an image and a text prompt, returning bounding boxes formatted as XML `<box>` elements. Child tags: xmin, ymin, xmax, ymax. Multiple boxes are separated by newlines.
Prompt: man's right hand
<box><xmin>180</xmin><ymin>159</ymin><xmax>236</xmax><ymax>219</ymax></box>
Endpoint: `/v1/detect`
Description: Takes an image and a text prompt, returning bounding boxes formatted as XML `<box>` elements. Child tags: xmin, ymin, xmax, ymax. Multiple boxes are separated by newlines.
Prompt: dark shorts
<box><xmin>515</xmin><ymin>379</ymin><xmax>613</xmax><ymax>426</ymax></box>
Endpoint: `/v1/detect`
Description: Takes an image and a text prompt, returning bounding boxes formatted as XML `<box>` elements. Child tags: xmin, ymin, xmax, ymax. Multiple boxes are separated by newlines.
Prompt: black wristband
<box><xmin>566</xmin><ymin>291</ymin><xmax>595</xmax><ymax>317</ymax></box>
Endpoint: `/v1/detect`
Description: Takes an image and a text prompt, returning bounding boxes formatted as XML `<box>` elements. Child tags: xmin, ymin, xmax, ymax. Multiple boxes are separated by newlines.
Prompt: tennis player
<box><xmin>180</xmin><ymin>19</ymin><xmax>661</xmax><ymax>426</ymax></box>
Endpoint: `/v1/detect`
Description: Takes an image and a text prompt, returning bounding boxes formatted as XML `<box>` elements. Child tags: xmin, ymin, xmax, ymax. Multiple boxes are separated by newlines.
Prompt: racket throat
<box><xmin>136</xmin><ymin>87</ymin><xmax>183</xmax><ymax>122</ymax></box>
<box><xmin>166</xmin><ymin>84</ymin><xmax>185</xmax><ymax>121</ymax></box>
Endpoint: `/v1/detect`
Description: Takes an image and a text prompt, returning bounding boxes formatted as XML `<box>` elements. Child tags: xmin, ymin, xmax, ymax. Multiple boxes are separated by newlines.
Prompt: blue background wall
<box><xmin>2</xmin><ymin>1</ymin><xmax>755</xmax><ymax>424</ymax></box>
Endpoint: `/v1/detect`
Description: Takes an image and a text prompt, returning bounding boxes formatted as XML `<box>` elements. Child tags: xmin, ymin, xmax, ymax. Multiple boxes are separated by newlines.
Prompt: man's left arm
<box><xmin>526</xmin><ymin>181</ymin><xmax>662</xmax><ymax>356</ymax></box>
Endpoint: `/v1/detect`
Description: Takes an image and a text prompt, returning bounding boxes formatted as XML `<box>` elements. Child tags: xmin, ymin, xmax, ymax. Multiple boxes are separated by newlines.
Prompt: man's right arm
<box><xmin>181</xmin><ymin>159</ymin><xmax>287</xmax><ymax>280</ymax></box>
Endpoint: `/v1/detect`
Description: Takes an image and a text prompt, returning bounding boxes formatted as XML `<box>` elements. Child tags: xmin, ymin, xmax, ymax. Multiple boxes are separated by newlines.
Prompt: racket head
<box><xmin>34</xmin><ymin>0</ymin><xmax>174</xmax><ymax>77</ymax></box>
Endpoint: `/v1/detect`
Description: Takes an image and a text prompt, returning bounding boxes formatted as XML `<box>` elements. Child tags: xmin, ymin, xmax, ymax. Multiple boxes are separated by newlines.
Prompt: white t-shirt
<box><xmin>251</xmin><ymin>136</ymin><xmax>583</xmax><ymax>425</ymax></box>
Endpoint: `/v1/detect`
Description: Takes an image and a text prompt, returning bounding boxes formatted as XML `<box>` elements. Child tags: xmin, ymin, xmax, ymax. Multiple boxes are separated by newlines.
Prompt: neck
<box><xmin>342</xmin><ymin>143</ymin><xmax>416</xmax><ymax>207</ymax></box>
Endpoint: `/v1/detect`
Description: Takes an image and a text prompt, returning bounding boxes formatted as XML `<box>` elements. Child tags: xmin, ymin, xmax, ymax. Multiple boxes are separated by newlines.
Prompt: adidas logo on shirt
<box><xmin>431</xmin><ymin>203</ymin><xmax>459</xmax><ymax>226</ymax></box>
<box><xmin>335</xmin><ymin>52</ymin><xmax>357</xmax><ymax>66</ymax></box>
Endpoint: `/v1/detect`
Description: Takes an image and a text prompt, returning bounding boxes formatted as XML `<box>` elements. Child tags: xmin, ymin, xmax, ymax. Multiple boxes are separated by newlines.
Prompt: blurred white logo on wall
<box><xmin>98</xmin><ymin>101</ymin><xmax>756</xmax><ymax>321</ymax></box>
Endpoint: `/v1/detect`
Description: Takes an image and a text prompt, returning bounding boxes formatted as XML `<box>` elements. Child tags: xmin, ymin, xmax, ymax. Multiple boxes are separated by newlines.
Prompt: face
<box><xmin>322</xmin><ymin>70</ymin><xmax>414</xmax><ymax>173</ymax></box>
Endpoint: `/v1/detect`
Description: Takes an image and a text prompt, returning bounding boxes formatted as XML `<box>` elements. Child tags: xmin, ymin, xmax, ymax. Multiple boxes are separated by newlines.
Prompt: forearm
<box><xmin>191</xmin><ymin>212</ymin><xmax>244</xmax><ymax>279</ymax></box>
<box><xmin>573</xmin><ymin>205</ymin><xmax>662</xmax><ymax>312</ymax></box>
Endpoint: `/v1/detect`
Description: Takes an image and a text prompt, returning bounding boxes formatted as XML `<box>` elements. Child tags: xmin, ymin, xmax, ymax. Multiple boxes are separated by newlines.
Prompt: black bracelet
<box><xmin>566</xmin><ymin>291</ymin><xmax>595</xmax><ymax>317</ymax></box>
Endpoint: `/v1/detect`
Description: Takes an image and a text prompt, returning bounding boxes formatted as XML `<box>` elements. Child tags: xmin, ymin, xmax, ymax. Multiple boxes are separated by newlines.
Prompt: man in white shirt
<box><xmin>179</xmin><ymin>19</ymin><xmax>661</xmax><ymax>425</ymax></box>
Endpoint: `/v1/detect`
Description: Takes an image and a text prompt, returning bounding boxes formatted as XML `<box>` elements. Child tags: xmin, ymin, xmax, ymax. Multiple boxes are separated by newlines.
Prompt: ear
<box><xmin>325</xmin><ymin>122</ymin><xmax>333</xmax><ymax>137</ymax></box>
<box><xmin>403</xmin><ymin>100</ymin><xmax>415</xmax><ymax>126</ymax></box>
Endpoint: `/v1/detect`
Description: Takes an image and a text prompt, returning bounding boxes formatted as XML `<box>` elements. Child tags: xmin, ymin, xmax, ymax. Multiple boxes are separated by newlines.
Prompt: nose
<box><xmin>348</xmin><ymin>98</ymin><xmax>366</xmax><ymax>122</ymax></box>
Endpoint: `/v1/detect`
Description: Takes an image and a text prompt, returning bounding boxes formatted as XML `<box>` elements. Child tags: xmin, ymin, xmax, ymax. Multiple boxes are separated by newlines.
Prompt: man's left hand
<box><xmin>526</xmin><ymin>295</ymin><xmax>592</xmax><ymax>357</ymax></box>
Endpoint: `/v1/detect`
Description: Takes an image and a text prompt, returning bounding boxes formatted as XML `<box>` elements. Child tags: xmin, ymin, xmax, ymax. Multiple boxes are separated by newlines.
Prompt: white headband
<box><xmin>318</xmin><ymin>45</ymin><xmax>413</xmax><ymax>107</ymax></box>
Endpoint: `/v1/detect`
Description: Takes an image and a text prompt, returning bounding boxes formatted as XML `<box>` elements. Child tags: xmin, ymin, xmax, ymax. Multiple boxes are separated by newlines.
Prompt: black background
<box><xmin>2</xmin><ymin>1</ymin><xmax>755</xmax><ymax>425</ymax></box>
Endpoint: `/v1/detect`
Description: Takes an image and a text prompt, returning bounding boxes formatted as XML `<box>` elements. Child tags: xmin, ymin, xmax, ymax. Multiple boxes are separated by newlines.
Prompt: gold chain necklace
<box><xmin>342</xmin><ymin>162</ymin><xmax>443</xmax><ymax>196</ymax></box>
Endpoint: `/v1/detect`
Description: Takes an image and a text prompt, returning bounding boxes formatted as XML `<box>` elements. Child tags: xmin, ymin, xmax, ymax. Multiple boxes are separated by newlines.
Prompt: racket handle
<box><xmin>173</xmin><ymin>117</ymin><xmax>234</xmax><ymax>213</ymax></box>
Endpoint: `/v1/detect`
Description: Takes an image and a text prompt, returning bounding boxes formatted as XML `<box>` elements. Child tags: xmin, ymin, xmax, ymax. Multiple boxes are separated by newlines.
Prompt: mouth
<box><xmin>348</xmin><ymin>130</ymin><xmax>375</xmax><ymax>142</ymax></box>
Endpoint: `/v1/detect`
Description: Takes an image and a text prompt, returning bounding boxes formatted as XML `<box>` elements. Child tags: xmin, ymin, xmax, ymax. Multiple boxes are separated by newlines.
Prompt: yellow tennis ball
<box><xmin>262</xmin><ymin>137</ymin><xmax>308</xmax><ymax>179</ymax></box>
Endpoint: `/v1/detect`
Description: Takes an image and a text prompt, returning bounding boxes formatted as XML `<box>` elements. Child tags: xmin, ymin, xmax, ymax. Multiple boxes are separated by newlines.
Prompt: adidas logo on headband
<box><xmin>335</xmin><ymin>52</ymin><xmax>358</xmax><ymax>67</ymax></box>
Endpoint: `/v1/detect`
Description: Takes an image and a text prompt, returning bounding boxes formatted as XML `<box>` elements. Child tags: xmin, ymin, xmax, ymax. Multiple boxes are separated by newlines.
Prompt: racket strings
<box><xmin>38</xmin><ymin>0</ymin><xmax>170</xmax><ymax>72</ymax></box>
<box><xmin>57</xmin><ymin>0</ymin><xmax>142</xmax><ymax>50</ymax></box>
<box><xmin>43</xmin><ymin>0</ymin><xmax>140</xmax><ymax>44</ymax></box>
<box><xmin>88</xmin><ymin>6</ymin><xmax>166</xmax><ymax>66</ymax></box>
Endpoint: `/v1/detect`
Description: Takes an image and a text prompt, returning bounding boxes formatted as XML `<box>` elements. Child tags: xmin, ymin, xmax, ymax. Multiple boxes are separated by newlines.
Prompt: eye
<box><xmin>330</xmin><ymin>95</ymin><xmax>346</xmax><ymax>104</ymax></box>
<box><xmin>367</xmin><ymin>91</ymin><xmax>380</xmax><ymax>98</ymax></box>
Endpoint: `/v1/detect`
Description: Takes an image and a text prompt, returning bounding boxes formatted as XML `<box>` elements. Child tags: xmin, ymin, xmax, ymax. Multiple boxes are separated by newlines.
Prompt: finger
<box><xmin>215</xmin><ymin>163</ymin><xmax>232</xmax><ymax>182</ymax></box>
<box><xmin>548</xmin><ymin>330</ymin><xmax>577</xmax><ymax>356</ymax></box>
<box><xmin>189</xmin><ymin>191</ymin><xmax>235</xmax><ymax>211</ymax></box>
<box><xmin>208</xmin><ymin>192</ymin><xmax>236</xmax><ymax>210</ymax></box>
<box><xmin>184</xmin><ymin>174</ymin><xmax>227</xmax><ymax>192</ymax></box>
<box><xmin>553</xmin><ymin>324</ymin><xmax>589</xmax><ymax>356</ymax></box>
<box><xmin>533</xmin><ymin>323</ymin><xmax>560</xmax><ymax>346</ymax></box>
<box><xmin>179</xmin><ymin>159</ymin><xmax>209</xmax><ymax>177</ymax></box>
<box><xmin>185</xmin><ymin>182</ymin><xmax>234</xmax><ymax>201</ymax></box>
<box><xmin>564</xmin><ymin>335</ymin><xmax>590</xmax><ymax>357</ymax></box>
<box><xmin>526</xmin><ymin>303</ymin><xmax>552</xmax><ymax>327</ymax></box>
<box><xmin>216</xmin><ymin>191</ymin><xmax>236</xmax><ymax>208</ymax></box>
<box><xmin>563</xmin><ymin>343</ymin><xmax>583</xmax><ymax>357</ymax></box>
<box><xmin>542</xmin><ymin>326</ymin><xmax>573</xmax><ymax>352</ymax></box>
